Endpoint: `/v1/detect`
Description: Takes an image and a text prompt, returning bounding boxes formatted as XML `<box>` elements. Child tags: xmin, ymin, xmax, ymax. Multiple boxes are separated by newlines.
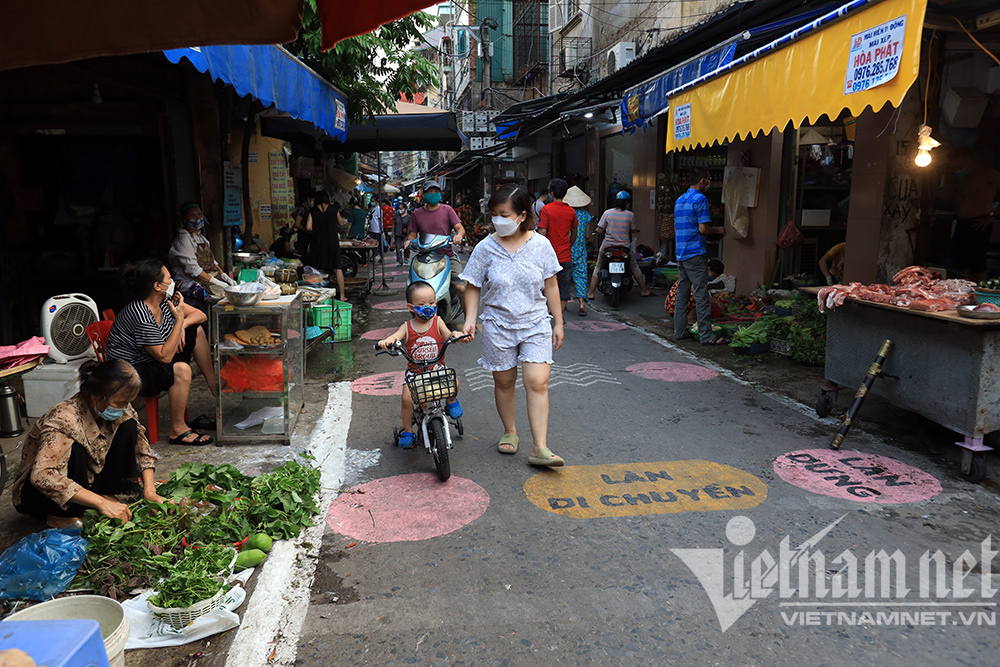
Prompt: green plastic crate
<box><xmin>310</xmin><ymin>304</ymin><xmax>333</xmax><ymax>327</ymax></box>
<box><xmin>333</xmin><ymin>300</ymin><xmax>352</xmax><ymax>342</ymax></box>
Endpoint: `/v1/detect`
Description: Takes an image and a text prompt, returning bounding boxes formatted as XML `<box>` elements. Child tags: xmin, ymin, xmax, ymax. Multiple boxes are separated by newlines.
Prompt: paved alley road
<box><xmin>294</xmin><ymin>282</ymin><xmax>1000</xmax><ymax>667</ymax></box>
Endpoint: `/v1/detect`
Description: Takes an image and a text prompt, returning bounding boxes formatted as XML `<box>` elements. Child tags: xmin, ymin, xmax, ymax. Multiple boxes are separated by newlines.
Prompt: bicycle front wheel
<box><xmin>429</xmin><ymin>418</ymin><xmax>451</xmax><ymax>482</ymax></box>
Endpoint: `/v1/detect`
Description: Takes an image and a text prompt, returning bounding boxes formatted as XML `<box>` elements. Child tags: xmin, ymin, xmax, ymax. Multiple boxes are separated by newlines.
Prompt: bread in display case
<box><xmin>211</xmin><ymin>293</ymin><xmax>304</xmax><ymax>445</ymax></box>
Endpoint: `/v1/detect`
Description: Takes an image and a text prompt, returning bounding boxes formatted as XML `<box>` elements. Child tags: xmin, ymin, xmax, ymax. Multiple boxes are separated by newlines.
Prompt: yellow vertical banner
<box><xmin>268</xmin><ymin>151</ymin><xmax>290</xmax><ymax>236</ymax></box>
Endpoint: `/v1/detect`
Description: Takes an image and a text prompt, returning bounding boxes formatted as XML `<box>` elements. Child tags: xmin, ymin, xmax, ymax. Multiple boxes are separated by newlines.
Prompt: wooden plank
<box><xmin>800</xmin><ymin>286</ymin><xmax>1000</xmax><ymax>327</ymax></box>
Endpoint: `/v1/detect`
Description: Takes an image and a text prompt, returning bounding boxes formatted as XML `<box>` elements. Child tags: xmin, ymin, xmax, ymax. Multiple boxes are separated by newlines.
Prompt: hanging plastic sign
<box><xmin>673</xmin><ymin>103</ymin><xmax>692</xmax><ymax>140</ymax></box>
<box><xmin>844</xmin><ymin>14</ymin><xmax>906</xmax><ymax>95</ymax></box>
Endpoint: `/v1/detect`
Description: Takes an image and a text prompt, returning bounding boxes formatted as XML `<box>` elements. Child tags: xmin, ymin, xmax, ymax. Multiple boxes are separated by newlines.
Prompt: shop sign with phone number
<box><xmin>844</xmin><ymin>14</ymin><xmax>906</xmax><ymax>95</ymax></box>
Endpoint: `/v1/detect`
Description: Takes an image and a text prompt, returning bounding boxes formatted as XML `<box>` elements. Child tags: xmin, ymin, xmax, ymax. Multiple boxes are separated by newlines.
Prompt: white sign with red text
<box><xmin>844</xmin><ymin>15</ymin><xmax>906</xmax><ymax>95</ymax></box>
<box><xmin>673</xmin><ymin>102</ymin><xmax>692</xmax><ymax>140</ymax></box>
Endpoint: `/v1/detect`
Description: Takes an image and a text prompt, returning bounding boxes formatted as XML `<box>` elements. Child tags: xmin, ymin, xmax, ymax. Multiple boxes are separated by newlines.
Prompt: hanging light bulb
<box><xmin>914</xmin><ymin>124</ymin><xmax>940</xmax><ymax>168</ymax></box>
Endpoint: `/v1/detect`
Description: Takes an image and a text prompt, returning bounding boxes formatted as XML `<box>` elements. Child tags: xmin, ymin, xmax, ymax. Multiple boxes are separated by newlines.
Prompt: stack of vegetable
<box><xmin>76</xmin><ymin>456</ymin><xmax>320</xmax><ymax>601</ymax></box>
<box><xmin>729</xmin><ymin>298</ymin><xmax>827</xmax><ymax>365</ymax></box>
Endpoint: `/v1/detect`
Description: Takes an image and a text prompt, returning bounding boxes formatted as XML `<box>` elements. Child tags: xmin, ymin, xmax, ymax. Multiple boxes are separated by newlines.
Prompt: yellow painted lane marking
<box><xmin>524</xmin><ymin>461</ymin><xmax>767</xmax><ymax>518</ymax></box>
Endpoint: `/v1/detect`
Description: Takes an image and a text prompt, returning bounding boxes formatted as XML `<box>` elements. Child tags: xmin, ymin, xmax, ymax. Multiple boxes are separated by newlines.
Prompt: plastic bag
<box><xmin>776</xmin><ymin>220</ymin><xmax>806</xmax><ymax>249</ymax></box>
<box><xmin>122</xmin><ymin>578</ymin><xmax>248</xmax><ymax>649</ymax></box>
<box><xmin>219</xmin><ymin>356</ymin><xmax>284</xmax><ymax>393</ymax></box>
<box><xmin>723</xmin><ymin>168</ymin><xmax>750</xmax><ymax>240</ymax></box>
<box><xmin>0</xmin><ymin>528</ymin><xmax>88</xmax><ymax>600</ymax></box>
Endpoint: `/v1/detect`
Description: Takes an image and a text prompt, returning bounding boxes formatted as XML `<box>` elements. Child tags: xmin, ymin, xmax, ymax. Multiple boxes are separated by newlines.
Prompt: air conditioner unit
<box><xmin>41</xmin><ymin>294</ymin><xmax>99</xmax><ymax>364</ymax></box>
<box><xmin>607</xmin><ymin>42</ymin><xmax>636</xmax><ymax>74</ymax></box>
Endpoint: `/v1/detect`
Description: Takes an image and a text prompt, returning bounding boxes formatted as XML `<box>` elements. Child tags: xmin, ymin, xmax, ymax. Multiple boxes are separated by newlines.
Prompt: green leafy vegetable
<box><xmin>77</xmin><ymin>455</ymin><xmax>320</xmax><ymax>600</ymax></box>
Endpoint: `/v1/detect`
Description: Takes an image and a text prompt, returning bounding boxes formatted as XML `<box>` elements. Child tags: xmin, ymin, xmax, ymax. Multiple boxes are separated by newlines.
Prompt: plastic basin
<box><xmin>6</xmin><ymin>595</ymin><xmax>128</xmax><ymax>667</ymax></box>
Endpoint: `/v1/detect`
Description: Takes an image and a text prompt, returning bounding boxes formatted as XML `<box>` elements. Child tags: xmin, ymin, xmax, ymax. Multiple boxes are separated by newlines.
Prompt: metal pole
<box><xmin>830</xmin><ymin>339</ymin><xmax>894</xmax><ymax>450</ymax></box>
<box><xmin>374</xmin><ymin>127</ymin><xmax>390</xmax><ymax>291</ymax></box>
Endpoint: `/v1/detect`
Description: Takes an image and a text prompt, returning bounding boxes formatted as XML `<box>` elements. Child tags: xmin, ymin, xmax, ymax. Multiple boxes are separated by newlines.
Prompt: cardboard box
<box><xmin>943</xmin><ymin>86</ymin><xmax>988</xmax><ymax>128</ymax></box>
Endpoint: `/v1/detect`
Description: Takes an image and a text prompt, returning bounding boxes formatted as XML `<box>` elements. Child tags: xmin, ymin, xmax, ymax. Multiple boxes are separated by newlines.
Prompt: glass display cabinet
<box><xmin>211</xmin><ymin>294</ymin><xmax>304</xmax><ymax>445</ymax></box>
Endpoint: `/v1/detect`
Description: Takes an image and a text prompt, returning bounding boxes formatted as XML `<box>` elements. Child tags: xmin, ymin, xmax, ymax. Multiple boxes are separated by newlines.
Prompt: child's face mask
<box><xmin>413</xmin><ymin>304</ymin><xmax>437</xmax><ymax>320</ymax></box>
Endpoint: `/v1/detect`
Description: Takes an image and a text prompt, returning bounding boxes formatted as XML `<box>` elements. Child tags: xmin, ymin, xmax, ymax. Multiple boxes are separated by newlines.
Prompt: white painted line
<box><xmin>225</xmin><ymin>381</ymin><xmax>352</xmax><ymax>667</ymax></box>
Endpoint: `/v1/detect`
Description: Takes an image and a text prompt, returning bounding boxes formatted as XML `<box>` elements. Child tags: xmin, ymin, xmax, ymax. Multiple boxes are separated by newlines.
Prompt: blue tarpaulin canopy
<box><xmin>620</xmin><ymin>37</ymin><xmax>739</xmax><ymax>133</ymax></box>
<box><xmin>163</xmin><ymin>44</ymin><xmax>348</xmax><ymax>141</ymax></box>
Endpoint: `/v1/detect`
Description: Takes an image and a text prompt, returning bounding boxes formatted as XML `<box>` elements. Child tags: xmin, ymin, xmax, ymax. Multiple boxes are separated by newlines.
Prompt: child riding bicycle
<box><xmin>376</xmin><ymin>281</ymin><xmax>468</xmax><ymax>448</ymax></box>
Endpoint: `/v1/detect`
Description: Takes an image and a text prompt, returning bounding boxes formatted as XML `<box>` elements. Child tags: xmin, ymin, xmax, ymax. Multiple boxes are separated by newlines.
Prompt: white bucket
<box><xmin>6</xmin><ymin>595</ymin><xmax>129</xmax><ymax>667</ymax></box>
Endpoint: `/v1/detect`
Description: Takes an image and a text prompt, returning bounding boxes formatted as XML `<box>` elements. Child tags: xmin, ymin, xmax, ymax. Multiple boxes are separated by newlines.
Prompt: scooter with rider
<box><xmin>405</xmin><ymin>179</ymin><xmax>467</xmax><ymax>323</ymax></box>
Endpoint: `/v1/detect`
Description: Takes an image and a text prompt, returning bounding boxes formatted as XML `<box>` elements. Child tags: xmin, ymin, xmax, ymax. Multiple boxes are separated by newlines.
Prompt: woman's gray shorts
<box><xmin>477</xmin><ymin>318</ymin><xmax>553</xmax><ymax>372</ymax></box>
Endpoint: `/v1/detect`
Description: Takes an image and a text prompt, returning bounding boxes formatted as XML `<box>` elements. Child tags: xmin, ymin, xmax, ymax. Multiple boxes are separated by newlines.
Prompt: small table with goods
<box><xmin>211</xmin><ymin>293</ymin><xmax>304</xmax><ymax>445</ymax></box>
<box><xmin>340</xmin><ymin>239</ymin><xmax>379</xmax><ymax>294</ymax></box>
<box><xmin>802</xmin><ymin>285</ymin><xmax>1000</xmax><ymax>482</ymax></box>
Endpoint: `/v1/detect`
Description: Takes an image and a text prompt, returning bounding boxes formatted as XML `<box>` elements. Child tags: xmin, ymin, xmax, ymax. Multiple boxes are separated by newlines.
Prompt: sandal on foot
<box><xmin>446</xmin><ymin>400</ymin><xmax>463</xmax><ymax>419</ymax></box>
<box><xmin>168</xmin><ymin>430</ymin><xmax>213</xmax><ymax>446</ymax></box>
<box><xmin>527</xmin><ymin>447</ymin><xmax>564</xmax><ymax>467</ymax></box>
<box><xmin>397</xmin><ymin>431</ymin><xmax>416</xmax><ymax>449</ymax></box>
<box><xmin>497</xmin><ymin>433</ymin><xmax>518</xmax><ymax>455</ymax></box>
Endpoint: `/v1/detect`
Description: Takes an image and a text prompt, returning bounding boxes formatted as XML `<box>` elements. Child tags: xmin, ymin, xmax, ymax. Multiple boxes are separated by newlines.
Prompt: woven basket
<box><xmin>148</xmin><ymin>588</ymin><xmax>225</xmax><ymax>630</ymax></box>
<box><xmin>975</xmin><ymin>289</ymin><xmax>1000</xmax><ymax>306</ymax></box>
<box><xmin>407</xmin><ymin>367</ymin><xmax>457</xmax><ymax>405</ymax></box>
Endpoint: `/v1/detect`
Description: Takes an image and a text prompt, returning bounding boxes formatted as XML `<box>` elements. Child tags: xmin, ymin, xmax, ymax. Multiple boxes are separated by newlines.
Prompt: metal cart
<box><xmin>211</xmin><ymin>294</ymin><xmax>304</xmax><ymax>445</ymax></box>
<box><xmin>814</xmin><ymin>294</ymin><xmax>1000</xmax><ymax>482</ymax></box>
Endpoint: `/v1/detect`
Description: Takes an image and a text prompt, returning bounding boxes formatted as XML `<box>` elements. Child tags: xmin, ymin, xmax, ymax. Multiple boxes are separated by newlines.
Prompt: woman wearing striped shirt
<box><xmin>107</xmin><ymin>259</ymin><xmax>214</xmax><ymax>445</ymax></box>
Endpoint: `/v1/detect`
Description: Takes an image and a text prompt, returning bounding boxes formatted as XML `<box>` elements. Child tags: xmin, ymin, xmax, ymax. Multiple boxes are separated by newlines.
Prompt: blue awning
<box><xmin>621</xmin><ymin>37</ymin><xmax>739</xmax><ymax>133</ymax></box>
<box><xmin>163</xmin><ymin>44</ymin><xmax>348</xmax><ymax>141</ymax></box>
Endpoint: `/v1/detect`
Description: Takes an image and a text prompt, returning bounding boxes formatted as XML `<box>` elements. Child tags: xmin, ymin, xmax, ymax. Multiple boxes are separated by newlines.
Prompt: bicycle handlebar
<box><xmin>373</xmin><ymin>334</ymin><xmax>470</xmax><ymax>366</ymax></box>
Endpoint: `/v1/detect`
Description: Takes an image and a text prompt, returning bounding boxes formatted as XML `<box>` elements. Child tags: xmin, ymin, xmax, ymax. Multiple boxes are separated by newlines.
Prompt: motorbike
<box><xmin>596</xmin><ymin>244</ymin><xmax>635</xmax><ymax>307</ymax></box>
<box><xmin>374</xmin><ymin>335</ymin><xmax>469</xmax><ymax>482</ymax></box>
<box><xmin>408</xmin><ymin>234</ymin><xmax>464</xmax><ymax>324</ymax></box>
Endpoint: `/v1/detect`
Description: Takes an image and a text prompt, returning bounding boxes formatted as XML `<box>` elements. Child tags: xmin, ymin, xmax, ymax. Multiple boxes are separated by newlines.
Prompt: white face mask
<box><xmin>162</xmin><ymin>280</ymin><xmax>176</xmax><ymax>299</ymax></box>
<box><xmin>492</xmin><ymin>215</ymin><xmax>520</xmax><ymax>237</ymax></box>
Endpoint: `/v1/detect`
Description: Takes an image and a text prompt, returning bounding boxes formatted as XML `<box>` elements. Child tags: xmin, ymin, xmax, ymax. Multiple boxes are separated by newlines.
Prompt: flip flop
<box><xmin>703</xmin><ymin>336</ymin><xmax>731</xmax><ymax>346</ymax></box>
<box><xmin>168</xmin><ymin>430</ymin><xmax>213</xmax><ymax>446</ymax></box>
<box><xmin>527</xmin><ymin>447</ymin><xmax>564</xmax><ymax>467</ymax></box>
<box><xmin>190</xmin><ymin>414</ymin><xmax>216</xmax><ymax>431</ymax></box>
<box><xmin>497</xmin><ymin>433</ymin><xmax>518</xmax><ymax>455</ymax></box>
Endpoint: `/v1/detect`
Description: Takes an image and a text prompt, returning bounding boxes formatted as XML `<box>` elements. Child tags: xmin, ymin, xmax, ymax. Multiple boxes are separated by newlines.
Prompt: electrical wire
<box><xmin>923</xmin><ymin>29</ymin><xmax>936</xmax><ymax>126</ymax></box>
<box><xmin>952</xmin><ymin>16</ymin><xmax>1000</xmax><ymax>66</ymax></box>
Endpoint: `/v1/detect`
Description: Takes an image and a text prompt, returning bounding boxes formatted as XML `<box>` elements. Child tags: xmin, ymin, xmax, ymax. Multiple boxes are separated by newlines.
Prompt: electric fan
<box><xmin>40</xmin><ymin>294</ymin><xmax>99</xmax><ymax>363</ymax></box>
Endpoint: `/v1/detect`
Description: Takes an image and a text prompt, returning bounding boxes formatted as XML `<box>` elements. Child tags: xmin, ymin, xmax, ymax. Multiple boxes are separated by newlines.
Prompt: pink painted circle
<box><xmin>626</xmin><ymin>361</ymin><xmax>718</xmax><ymax>382</ymax></box>
<box><xmin>326</xmin><ymin>473</ymin><xmax>490</xmax><ymax>543</ymax></box>
<box><xmin>351</xmin><ymin>371</ymin><xmax>406</xmax><ymax>396</ymax></box>
<box><xmin>773</xmin><ymin>449</ymin><xmax>942</xmax><ymax>504</ymax></box>
<box><xmin>564</xmin><ymin>321</ymin><xmax>627</xmax><ymax>332</ymax></box>
<box><xmin>361</xmin><ymin>327</ymin><xmax>400</xmax><ymax>341</ymax></box>
<box><xmin>373</xmin><ymin>300</ymin><xmax>409</xmax><ymax>311</ymax></box>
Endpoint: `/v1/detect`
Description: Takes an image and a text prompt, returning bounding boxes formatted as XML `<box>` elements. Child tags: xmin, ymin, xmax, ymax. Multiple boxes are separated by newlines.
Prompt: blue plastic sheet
<box><xmin>0</xmin><ymin>528</ymin><xmax>88</xmax><ymax>600</ymax></box>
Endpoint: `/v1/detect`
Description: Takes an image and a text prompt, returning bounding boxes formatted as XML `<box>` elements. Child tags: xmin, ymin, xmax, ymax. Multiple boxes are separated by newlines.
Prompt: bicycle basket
<box><xmin>407</xmin><ymin>367</ymin><xmax>458</xmax><ymax>405</ymax></box>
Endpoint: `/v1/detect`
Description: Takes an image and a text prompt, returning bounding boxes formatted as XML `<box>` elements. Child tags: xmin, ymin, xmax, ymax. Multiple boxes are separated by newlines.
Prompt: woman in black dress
<box><xmin>306</xmin><ymin>190</ymin><xmax>347</xmax><ymax>300</ymax></box>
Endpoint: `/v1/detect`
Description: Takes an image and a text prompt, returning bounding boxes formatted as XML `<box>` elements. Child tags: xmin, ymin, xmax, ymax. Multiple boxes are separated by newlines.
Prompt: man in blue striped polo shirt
<box><xmin>674</xmin><ymin>167</ymin><xmax>727</xmax><ymax>344</ymax></box>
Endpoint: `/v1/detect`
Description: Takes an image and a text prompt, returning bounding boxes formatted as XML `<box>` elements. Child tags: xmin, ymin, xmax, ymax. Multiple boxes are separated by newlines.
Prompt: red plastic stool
<box><xmin>143</xmin><ymin>396</ymin><xmax>188</xmax><ymax>444</ymax></box>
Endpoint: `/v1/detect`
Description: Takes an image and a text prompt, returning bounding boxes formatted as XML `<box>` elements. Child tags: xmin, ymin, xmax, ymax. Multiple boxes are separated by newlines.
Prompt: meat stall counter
<box><xmin>802</xmin><ymin>277</ymin><xmax>1000</xmax><ymax>482</ymax></box>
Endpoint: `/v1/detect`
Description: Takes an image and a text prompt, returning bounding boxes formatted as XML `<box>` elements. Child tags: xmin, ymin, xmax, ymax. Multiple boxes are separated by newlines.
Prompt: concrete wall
<box><xmin>844</xmin><ymin>107</ymin><xmax>893</xmax><ymax>285</ymax></box>
<box><xmin>722</xmin><ymin>130</ymin><xmax>783</xmax><ymax>295</ymax></box>
<box><xmin>631</xmin><ymin>118</ymin><xmax>662</xmax><ymax>249</ymax></box>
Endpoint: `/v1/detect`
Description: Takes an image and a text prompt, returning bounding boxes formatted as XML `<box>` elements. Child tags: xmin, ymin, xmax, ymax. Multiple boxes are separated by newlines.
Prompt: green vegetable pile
<box><xmin>979</xmin><ymin>278</ymin><xmax>1000</xmax><ymax>290</ymax></box>
<box><xmin>729</xmin><ymin>298</ymin><xmax>827</xmax><ymax>365</ymax></box>
<box><xmin>77</xmin><ymin>455</ymin><xmax>320</xmax><ymax>600</ymax></box>
<box><xmin>147</xmin><ymin>544</ymin><xmax>233</xmax><ymax>609</ymax></box>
